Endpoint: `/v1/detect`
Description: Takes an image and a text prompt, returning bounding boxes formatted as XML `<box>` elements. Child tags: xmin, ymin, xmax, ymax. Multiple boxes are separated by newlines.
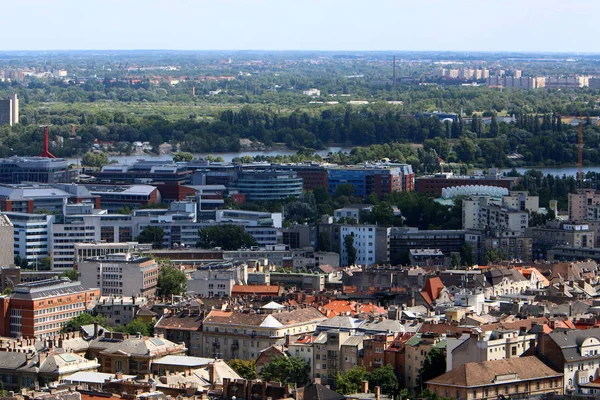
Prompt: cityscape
<box><xmin>3</xmin><ymin>2</ymin><xmax>600</xmax><ymax>400</ymax></box>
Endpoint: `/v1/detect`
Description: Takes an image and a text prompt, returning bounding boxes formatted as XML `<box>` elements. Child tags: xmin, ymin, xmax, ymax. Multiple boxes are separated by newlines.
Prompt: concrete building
<box><xmin>154</xmin><ymin>309</ymin><xmax>204</xmax><ymax>357</ymax></box>
<box><xmin>404</xmin><ymin>332</ymin><xmax>446</xmax><ymax>391</ymax></box>
<box><xmin>569</xmin><ymin>189</ymin><xmax>600</xmax><ymax>222</ymax></box>
<box><xmin>0</xmin><ymin>214</ymin><xmax>14</xmax><ymax>266</ymax></box>
<box><xmin>340</xmin><ymin>225</ymin><xmax>390</xmax><ymax>266</ymax></box>
<box><xmin>93</xmin><ymin>295</ymin><xmax>148</xmax><ymax>326</ymax></box>
<box><xmin>74</xmin><ymin>242</ymin><xmax>152</xmax><ymax>268</ymax></box>
<box><xmin>502</xmin><ymin>191</ymin><xmax>539</xmax><ymax>213</ymax></box>
<box><xmin>93</xmin><ymin>160</ymin><xmax>192</xmax><ymax>184</ymax></box>
<box><xmin>187</xmin><ymin>261</ymin><xmax>248</xmax><ymax>297</ymax></box>
<box><xmin>389</xmin><ymin>228</ymin><xmax>465</xmax><ymax>266</ymax></box>
<box><xmin>528</xmin><ymin>222</ymin><xmax>594</xmax><ymax>260</ymax></box>
<box><xmin>0</xmin><ymin>157</ymin><xmax>71</xmax><ymax>184</ymax></box>
<box><xmin>0</xmin><ymin>278</ymin><xmax>100</xmax><ymax>338</ymax></box>
<box><xmin>463</xmin><ymin>196</ymin><xmax>529</xmax><ymax>236</ymax></box>
<box><xmin>78</xmin><ymin>253</ymin><xmax>159</xmax><ymax>297</ymax></box>
<box><xmin>416</xmin><ymin>173</ymin><xmax>519</xmax><ymax>197</ymax></box>
<box><xmin>84</xmin><ymin>184</ymin><xmax>161</xmax><ymax>212</ymax></box>
<box><xmin>0</xmin><ymin>93</ymin><xmax>18</xmax><ymax>126</ymax></box>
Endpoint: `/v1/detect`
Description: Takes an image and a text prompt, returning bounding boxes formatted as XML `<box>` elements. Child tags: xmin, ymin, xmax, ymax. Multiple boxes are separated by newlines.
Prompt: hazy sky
<box><xmin>1</xmin><ymin>0</ymin><xmax>598</xmax><ymax>52</ymax></box>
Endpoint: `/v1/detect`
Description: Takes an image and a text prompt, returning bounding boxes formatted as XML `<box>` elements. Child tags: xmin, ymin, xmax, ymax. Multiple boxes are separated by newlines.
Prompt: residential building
<box><xmin>404</xmin><ymin>332</ymin><xmax>446</xmax><ymax>391</ymax></box>
<box><xmin>0</xmin><ymin>278</ymin><xmax>100</xmax><ymax>338</ymax></box>
<box><xmin>201</xmin><ymin>307</ymin><xmax>327</xmax><ymax>360</ymax></box>
<box><xmin>502</xmin><ymin>191</ymin><xmax>539</xmax><ymax>213</ymax></box>
<box><xmin>463</xmin><ymin>196</ymin><xmax>529</xmax><ymax>236</ymax></box>
<box><xmin>78</xmin><ymin>253</ymin><xmax>159</xmax><ymax>297</ymax></box>
<box><xmin>312</xmin><ymin>330</ymin><xmax>351</xmax><ymax>387</ymax></box>
<box><xmin>93</xmin><ymin>295</ymin><xmax>148</xmax><ymax>326</ymax></box>
<box><xmin>340</xmin><ymin>225</ymin><xmax>390</xmax><ymax>266</ymax></box>
<box><xmin>154</xmin><ymin>310</ymin><xmax>204</xmax><ymax>357</ymax></box>
<box><xmin>446</xmin><ymin>329</ymin><xmax>537</xmax><ymax>372</ymax></box>
<box><xmin>569</xmin><ymin>189</ymin><xmax>600</xmax><ymax>222</ymax></box>
<box><xmin>534</xmin><ymin>327</ymin><xmax>600</xmax><ymax>393</ymax></box>
<box><xmin>4</xmin><ymin>212</ymin><xmax>53</xmax><ymax>267</ymax></box>
<box><xmin>187</xmin><ymin>262</ymin><xmax>248</xmax><ymax>297</ymax></box>
<box><xmin>87</xmin><ymin>331</ymin><xmax>186</xmax><ymax>374</ymax></box>
<box><xmin>528</xmin><ymin>222</ymin><xmax>594</xmax><ymax>260</ymax></box>
<box><xmin>229</xmin><ymin>169</ymin><xmax>303</xmax><ymax>201</ymax></box>
<box><xmin>0</xmin><ymin>214</ymin><xmax>14</xmax><ymax>266</ymax></box>
<box><xmin>361</xmin><ymin>333</ymin><xmax>395</xmax><ymax>371</ymax></box>
<box><xmin>334</xmin><ymin>205</ymin><xmax>373</xmax><ymax>223</ymax></box>
<box><xmin>288</xmin><ymin>335</ymin><xmax>317</xmax><ymax>377</ymax></box>
<box><xmin>426</xmin><ymin>357</ymin><xmax>563</xmax><ymax>400</ymax></box>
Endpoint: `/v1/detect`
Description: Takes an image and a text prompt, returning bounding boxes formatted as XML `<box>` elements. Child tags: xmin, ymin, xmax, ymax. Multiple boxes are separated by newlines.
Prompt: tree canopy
<box><xmin>157</xmin><ymin>266</ymin><xmax>187</xmax><ymax>297</ymax></box>
<box><xmin>197</xmin><ymin>225</ymin><xmax>257</xmax><ymax>250</ymax></box>
<box><xmin>137</xmin><ymin>226</ymin><xmax>165</xmax><ymax>249</ymax></box>
<box><xmin>260</xmin><ymin>356</ymin><xmax>310</xmax><ymax>387</ymax></box>
<box><xmin>82</xmin><ymin>151</ymin><xmax>109</xmax><ymax>168</ymax></box>
<box><xmin>227</xmin><ymin>359</ymin><xmax>257</xmax><ymax>380</ymax></box>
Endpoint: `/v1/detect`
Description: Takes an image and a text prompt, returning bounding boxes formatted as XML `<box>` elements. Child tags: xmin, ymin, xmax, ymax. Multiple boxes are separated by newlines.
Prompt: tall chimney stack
<box><xmin>38</xmin><ymin>126</ymin><xmax>56</xmax><ymax>158</ymax></box>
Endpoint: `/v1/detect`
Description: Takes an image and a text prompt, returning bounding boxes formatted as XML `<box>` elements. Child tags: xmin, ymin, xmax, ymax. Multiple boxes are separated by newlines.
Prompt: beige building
<box><xmin>502</xmin><ymin>191</ymin><xmax>539</xmax><ymax>213</ymax></box>
<box><xmin>426</xmin><ymin>356</ymin><xmax>562</xmax><ymax>400</ymax></box>
<box><xmin>201</xmin><ymin>307</ymin><xmax>327</xmax><ymax>360</ymax></box>
<box><xmin>404</xmin><ymin>332</ymin><xmax>446</xmax><ymax>391</ymax></box>
<box><xmin>569</xmin><ymin>189</ymin><xmax>600</xmax><ymax>222</ymax></box>
<box><xmin>0</xmin><ymin>214</ymin><xmax>14</xmax><ymax>266</ymax></box>
<box><xmin>446</xmin><ymin>329</ymin><xmax>537</xmax><ymax>372</ymax></box>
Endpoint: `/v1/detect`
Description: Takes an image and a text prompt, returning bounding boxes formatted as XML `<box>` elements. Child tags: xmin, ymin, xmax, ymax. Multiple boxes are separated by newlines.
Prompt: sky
<box><xmin>1</xmin><ymin>0</ymin><xmax>598</xmax><ymax>53</ymax></box>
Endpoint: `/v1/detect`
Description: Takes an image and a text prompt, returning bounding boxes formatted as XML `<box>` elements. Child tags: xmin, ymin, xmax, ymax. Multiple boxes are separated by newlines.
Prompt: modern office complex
<box><xmin>0</xmin><ymin>157</ymin><xmax>71</xmax><ymax>184</ymax></box>
<box><xmin>327</xmin><ymin>164</ymin><xmax>414</xmax><ymax>198</ymax></box>
<box><xmin>229</xmin><ymin>169</ymin><xmax>303</xmax><ymax>201</ymax></box>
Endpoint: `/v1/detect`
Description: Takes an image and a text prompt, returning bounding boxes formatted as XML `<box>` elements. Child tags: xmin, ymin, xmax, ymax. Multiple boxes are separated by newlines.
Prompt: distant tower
<box><xmin>9</xmin><ymin>93</ymin><xmax>18</xmax><ymax>125</ymax></box>
<box><xmin>392</xmin><ymin>55</ymin><xmax>397</xmax><ymax>86</ymax></box>
<box><xmin>192</xmin><ymin>86</ymin><xmax>196</xmax><ymax>96</ymax></box>
<box><xmin>39</xmin><ymin>126</ymin><xmax>56</xmax><ymax>158</ymax></box>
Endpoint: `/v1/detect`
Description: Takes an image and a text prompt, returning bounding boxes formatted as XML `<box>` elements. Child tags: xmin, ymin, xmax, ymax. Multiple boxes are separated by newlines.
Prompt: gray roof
<box><xmin>153</xmin><ymin>355</ymin><xmax>213</xmax><ymax>367</ymax></box>
<box><xmin>361</xmin><ymin>319</ymin><xmax>406</xmax><ymax>334</ymax></box>
<box><xmin>342</xmin><ymin>335</ymin><xmax>366</xmax><ymax>347</ymax></box>
<box><xmin>317</xmin><ymin>316</ymin><xmax>364</xmax><ymax>330</ymax></box>
<box><xmin>64</xmin><ymin>371</ymin><xmax>136</xmax><ymax>384</ymax></box>
<box><xmin>548</xmin><ymin>327</ymin><xmax>600</xmax><ymax>361</ymax></box>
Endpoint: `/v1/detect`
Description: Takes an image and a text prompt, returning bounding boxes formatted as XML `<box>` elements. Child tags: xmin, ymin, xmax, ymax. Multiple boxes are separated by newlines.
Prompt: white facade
<box><xmin>78</xmin><ymin>253</ymin><xmax>159</xmax><ymax>297</ymax></box>
<box><xmin>5</xmin><ymin>212</ymin><xmax>54</xmax><ymax>267</ymax></box>
<box><xmin>463</xmin><ymin>196</ymin><xmax>528</xmax><ymax>236</ymax></box>
<box><xmin>340</xmin><ymin>225</ymin><xmax>379</xmax><ymax>266</ymax></box>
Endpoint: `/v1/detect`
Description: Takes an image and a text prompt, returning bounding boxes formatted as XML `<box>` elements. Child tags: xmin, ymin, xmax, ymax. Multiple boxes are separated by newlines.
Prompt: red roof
<box><xmin>231</xmin><ymin>284</ymin><xmax>281</xmax><ymax>295</ymax></box>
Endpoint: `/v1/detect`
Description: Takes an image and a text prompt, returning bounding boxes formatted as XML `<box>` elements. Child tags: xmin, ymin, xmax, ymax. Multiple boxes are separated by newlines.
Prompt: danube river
<box><xmin>66</xmin><ymin>147</ymin><xmax>351</xmax><ymax>164</ymax></box>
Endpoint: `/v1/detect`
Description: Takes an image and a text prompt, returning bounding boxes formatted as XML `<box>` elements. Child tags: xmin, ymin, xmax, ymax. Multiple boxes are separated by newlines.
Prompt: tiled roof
<box><xmin>155</xmin><ymin>312</ymin><xmax>203</xmax><ymax>331</ymax></box>
<box><xmin>232</xmin><ymin>284</ymin><xmax>281</xmax><ymax>294</ymax></box>
<box><xmin>426</xmin><ymin>356</ymin><xmax>561</xmax><ymax>387</ymax></box>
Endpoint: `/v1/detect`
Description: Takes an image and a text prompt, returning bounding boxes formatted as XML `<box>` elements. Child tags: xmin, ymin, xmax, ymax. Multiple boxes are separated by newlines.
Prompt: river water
<box><xmin>66</xmin><ymin>147</ymin><xmax>352</xmax><ymax>164</ymax></box>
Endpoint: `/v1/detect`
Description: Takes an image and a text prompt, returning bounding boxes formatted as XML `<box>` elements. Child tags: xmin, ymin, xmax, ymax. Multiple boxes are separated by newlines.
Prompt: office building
<box><xmin>0</xmin><ymin>93</ymin><xmax>18</xmax><ymax>126</ymax></box>
<box><xmin>328</xmin><ymin>164</ymin><xmax>414</xmax><ymax>198</ymax></box>
<box><xmin>78</xmin><ymin>253</ymin><xmax>159</xmax><ymax>297</ymax></box>
<box><xmin>3</xmin><ymin>212</ymin><xmax>50</xmax><ymax>267</ymax></box>
<box><xmin>389</xmin><ymin>227</ymin><xmax>465</xmax><ymax>265</ymax></box>
<box><xmin>0</xmin><ymin>157</ymin><xmax>71</xmax><ymax>184</ymax></box>
<box><xmin>0</xmin><ymin>278</ymin><xmax>100</xmax><ymax>338</ymax></box>
<box><xmin>229</xmin><ymin>169</ymin><xmax>303</xmax><ymax>201</ymax></box>
<box><xmin>0</xmin><ymin>214</ymin><xmax>14</xmax><ymax>266</ymax></box>
<box><xmin>84</xmin><ymin>184</ymin><xmax>160</xmax><ymax>212</ymax></box>
<box><xmin>93</xmin><ymin>160</ymin><xmax>192</xmax><ymax>184</ymax></box>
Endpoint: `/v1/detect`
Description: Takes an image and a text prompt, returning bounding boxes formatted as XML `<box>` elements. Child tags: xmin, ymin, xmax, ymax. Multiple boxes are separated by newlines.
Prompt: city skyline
<box><xmin>1</xmin><ymin>0</ymin><xmax>599</xmax><ymax>53</ymax></box>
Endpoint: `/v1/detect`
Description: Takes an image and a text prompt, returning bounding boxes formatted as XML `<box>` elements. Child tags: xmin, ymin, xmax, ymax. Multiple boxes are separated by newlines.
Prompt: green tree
<box><xmin>335</xmin><ymin>183</ymin><xmax>355</xmax><ymax>198</ymax></box>
<box><xmin>418</xmin><ymin>348</ymin><xmax>446</xmax><ymax>391</ymax></box>
<box><xmin>335</xmin><ymin>366</ymin><xmax>369</xmax><ymax>394</ymax></box>
<box><xmin>61</xmin><ymin>269</ymin><xmax>79</xmax><ymax>281</ymax></box>
<box><xmin>137</xmin><ymin>226</ymin><xmax>165</xmax><ymax>249</ymax></box>
<box><xmin>261</xmin><ymin>356</ymin><xmax>310</xmax><ymax>386</ymax></box>
<box><xmin>116</xmin><ymin>205</ymin><xmax>133</xmax><ymax>215</ymax></box>
<box><xmin>173</xmin><ymin>152</ymin><xmax>194</xmax><ymax>162</ymax></box>
<box><xmin>197</xmin><ymin>225</ymin><xmax>257</xmax><ymax>250</ymax></box>
<box><xmin>62</xmin><ymin>313</ymin><xmax>105</xmax><ymax>332</ymax></box>
<box><xmin>116</xmin><ymin>318</ymin><xmax>154</xmax><ymax>336</ymax></box>
<box><xmin>157</xmin><ymin>266</ymin><xmax>187</xmax><ymax>297</ymax></box>
<box><xmin>460</xmin><ymin>242</ymin><xmax>474</xmax><ymax>266</ymax></box>
<box><xmin>317</xmin><ymin>232</ymin><xmax>331</xmax><ymax>252</ymax></box>
<box><xmin>344</xmin><ymin>234</ymin><xmax>357</xmax><ymax>265</ymax></box>
<box><xmin>451</xmin><ymin>253</ymin><xmax>460</xmax><ymax>269</ymax></box>
<box><xmin>485</xmin><ymin>248</ymin><xmax>504</xmax><ymax>264</ymax></box>
<box><xmin>2</xmin><ymin>288</ymin><xmax>12</xmax><ymax>295</ymax></box>
<box><xmin>82</xmin><ymin>151</ymin><xmax>109</xmax><ymax>168</ymax></box>
<box><xmin>227</xmin><ymin>359</ymin><xmax>257</xmax><ymax>380</ymax></box>
<box><xmin>368</xmin><ymin>365</ymin><xmax>399</xmax><ymax>395</ymax></box>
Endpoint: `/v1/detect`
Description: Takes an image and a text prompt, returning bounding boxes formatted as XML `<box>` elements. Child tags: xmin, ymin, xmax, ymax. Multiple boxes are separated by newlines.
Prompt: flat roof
<box><xmin>152</xmin><ymin>355</ymin><xmax>214</xmax><ymax>367</ymax></box>
<box><xmin>64</xmin><ymin>371</ymin><xmax>136</xmax><ymax>384</ymax></box>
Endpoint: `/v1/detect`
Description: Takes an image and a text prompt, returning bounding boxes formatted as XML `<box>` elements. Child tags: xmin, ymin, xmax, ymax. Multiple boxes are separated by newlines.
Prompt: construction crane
<box><xmin>578</xmin><ymin>122</ymin><xmax>583</xmax><ymax>188</ymax></box>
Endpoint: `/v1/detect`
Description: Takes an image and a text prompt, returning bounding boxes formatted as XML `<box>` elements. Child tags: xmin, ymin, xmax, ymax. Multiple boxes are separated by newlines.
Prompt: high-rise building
<box><xmin>0</xmin><ymin>93</ymin><xmax>18</xmax><ymax>126</ymax></box>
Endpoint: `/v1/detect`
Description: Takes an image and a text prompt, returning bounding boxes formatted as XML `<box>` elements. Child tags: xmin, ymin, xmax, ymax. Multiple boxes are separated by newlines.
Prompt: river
<box><xmin>66</xmin><ymin>146</ymin><xmax>352</xmax><ymax>164</ymax></box>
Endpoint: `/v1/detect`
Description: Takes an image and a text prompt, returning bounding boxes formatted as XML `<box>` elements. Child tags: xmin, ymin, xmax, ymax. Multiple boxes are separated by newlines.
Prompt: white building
<box><xmin>78</xmin><ymin>253</ymin><xmax>159</xmax><ymax>297</ymax></box>
<box><xmin>463</xmin><ymin>196</ymin><xmax>529</xmax><ymax>236</ymax></box>
<box><xmin>302</xmin><ymin>89</ymin><xmax>321</xmax><ymax>97</ymax></box>
<box><xmin>339</xmin><ymin>225</ymin><xmax>390</xmax><ymax>266</ymax></box>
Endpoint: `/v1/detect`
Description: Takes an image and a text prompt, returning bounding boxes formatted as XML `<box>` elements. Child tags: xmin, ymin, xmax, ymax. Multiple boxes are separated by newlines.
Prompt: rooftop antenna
<box><xmin>38</xmin><ymin>126</ymin><xmax>56</xmax><ymax>158</ymax></box>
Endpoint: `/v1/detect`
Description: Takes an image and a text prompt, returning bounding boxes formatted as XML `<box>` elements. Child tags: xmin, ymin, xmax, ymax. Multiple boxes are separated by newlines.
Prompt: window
<box><xmin>511</xmin><ymin>346</ymin><xmax>517</xmax><ymax>356</ymax></box>
<box><xmin>472</xmin><ymin>390</ymin><xmax>477</xmax><ymax>398</ymax></box>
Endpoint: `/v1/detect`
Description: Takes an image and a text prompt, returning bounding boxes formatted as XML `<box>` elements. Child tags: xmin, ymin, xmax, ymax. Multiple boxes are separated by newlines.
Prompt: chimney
<box><xmin>375</xmin><ymin>386</ymin><xmax>381</xmax><ymax>400</ymax></box>
<box><xmin>361</xmin><ymin>380</ymin><xmax>369</xmax><ymax>394</ymax></box>
<box><xmin>94</xmin><ymin>322</ymin><xmax>99</xmax><ymax>338</ymax></box>
<box><xmin>208</xmin><ymin>362</ymin><xmax>216</xmax><ymax>385</ymax></box>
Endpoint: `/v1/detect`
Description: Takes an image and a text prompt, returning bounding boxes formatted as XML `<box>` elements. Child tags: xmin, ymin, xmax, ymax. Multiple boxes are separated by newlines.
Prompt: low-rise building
<box><xmin>154</xmin><ymin>310</ymin><xmax>204</xmax><ymax>357</ymax></box>
<box><xmin>93</xmin><ymin>296</ymin><xmax>148</xmax><ymax>326</ymax></box>
<box><xmin>426</xmin><ymin>356</ymin><xmax>563</xmax><ymax>400</ymax></box>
